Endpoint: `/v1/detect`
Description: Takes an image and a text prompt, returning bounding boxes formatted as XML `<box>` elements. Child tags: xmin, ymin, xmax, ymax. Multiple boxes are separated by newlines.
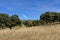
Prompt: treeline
<box><xmin>0</xmin><ymin>12</ymin><xmax>60</xmax><ymax>29</ymax></box>
<box><xmin>40</xmin><ymin>12</ymin><xmax>60</xmax><ymax>24</ymax></box>
<box><xmin>0</xmin><ymin>13</ymin><xmax>21</xmax><ymax>29</ymax></box>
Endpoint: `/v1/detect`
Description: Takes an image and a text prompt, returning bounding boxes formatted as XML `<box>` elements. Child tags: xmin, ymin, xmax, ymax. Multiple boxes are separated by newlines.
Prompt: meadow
<box><xmin>0</xmin><ymin>24</ymin><xmax>60</xmax><ymax>40</ymax></box>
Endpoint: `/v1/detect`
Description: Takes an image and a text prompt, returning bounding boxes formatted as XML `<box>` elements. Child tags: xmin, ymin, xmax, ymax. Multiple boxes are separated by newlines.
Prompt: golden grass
<box><xmin>0</xmin><ymin>24</ymin><xmax>60</xmax><ymax>40</ymax></box>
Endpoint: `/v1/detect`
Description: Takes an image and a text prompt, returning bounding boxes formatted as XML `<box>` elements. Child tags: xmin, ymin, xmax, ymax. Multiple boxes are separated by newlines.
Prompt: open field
<box><xmin>0</xmin><ymin>24</ymin><xmax>60</xmax><ymax>40</ymax></box>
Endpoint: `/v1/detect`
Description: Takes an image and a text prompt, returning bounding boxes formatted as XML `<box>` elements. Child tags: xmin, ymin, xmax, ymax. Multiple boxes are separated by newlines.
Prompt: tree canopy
<box><xmin>0</xmin><ymin>13</ymin><xmax>21</xmax><ymax>29</ymax></box>
<box><xmin>40</xmin><ymin>12</ymin><xmax>60</xmax><ymax>24</ymax></box>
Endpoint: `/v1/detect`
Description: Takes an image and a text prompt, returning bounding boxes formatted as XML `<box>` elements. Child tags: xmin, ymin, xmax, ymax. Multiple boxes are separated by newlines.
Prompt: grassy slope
<box><xmin>0</xmin><ymin>24</ymin><xmax>60</xmax><ymax>40</ymax></box>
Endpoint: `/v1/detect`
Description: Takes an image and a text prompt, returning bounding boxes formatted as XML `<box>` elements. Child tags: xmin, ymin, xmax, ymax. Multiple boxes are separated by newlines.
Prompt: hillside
<box><xmin>0</xmin><ymin>24</ymin><xmax>60</xmax><ymax>40</ymax></box>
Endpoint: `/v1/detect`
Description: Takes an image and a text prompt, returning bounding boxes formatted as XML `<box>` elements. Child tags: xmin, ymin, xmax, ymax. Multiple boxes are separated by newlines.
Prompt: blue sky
<box><xmin>0</xmin><ymin>0</ymin><xmax>60</xmax><ymax>20</ymax></box>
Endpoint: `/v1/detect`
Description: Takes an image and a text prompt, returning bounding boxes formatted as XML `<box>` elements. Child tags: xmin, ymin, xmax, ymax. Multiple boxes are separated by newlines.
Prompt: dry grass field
<box><xmin>0</xmin><ymin>24</ymin><xmax>60</xmax><ymax>40</ymax></box>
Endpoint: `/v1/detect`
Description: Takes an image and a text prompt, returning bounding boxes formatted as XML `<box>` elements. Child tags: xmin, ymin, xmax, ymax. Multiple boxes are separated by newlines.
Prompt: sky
<box><xmin>0</xmin><ymin>0</ymin><xmax>60</xmax><ymax>20</ymax></box>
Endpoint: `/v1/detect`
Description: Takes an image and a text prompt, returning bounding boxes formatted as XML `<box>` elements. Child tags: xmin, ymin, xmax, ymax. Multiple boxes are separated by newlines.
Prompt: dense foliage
<box><xmin>40</xmin><ymin>12</ymin><xmax>60</xmax><ymax>24</ymax></box>
<box><xmin>0</xmin><ymin>12</ymin><xmax>60</xmax><ymax>29</ymax></box>
<box><xmin>0</xmin><ymin>13</ymin><xmax>21</xmax><ymax>29</ymax></box>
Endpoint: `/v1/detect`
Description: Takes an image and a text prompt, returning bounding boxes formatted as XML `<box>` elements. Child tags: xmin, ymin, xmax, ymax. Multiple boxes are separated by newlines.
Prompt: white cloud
<box><xmin>22</xmin><ymin>15</ymin><xmax>28</xmax><ymax>19</ymax></box>
<box><xmin>6</xmin><ymin>7</ymin><xmax>16</xmax><ymax>11</ymax></box>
